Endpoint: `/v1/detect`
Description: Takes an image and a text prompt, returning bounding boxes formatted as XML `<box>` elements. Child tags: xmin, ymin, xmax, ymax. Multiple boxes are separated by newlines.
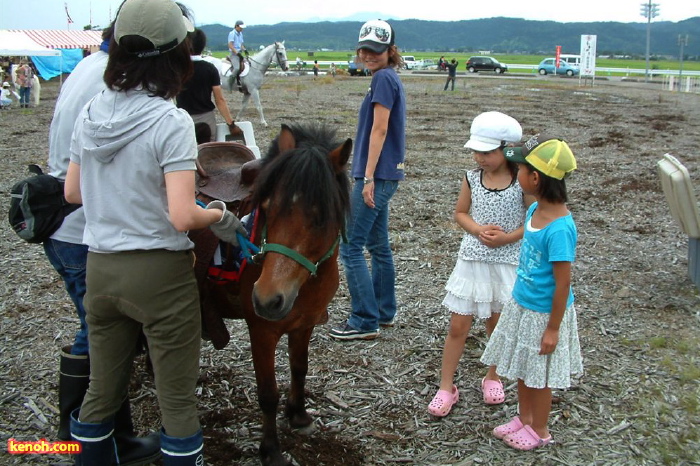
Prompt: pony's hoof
<box><xmin>292</xmin><ymin>422</ymin><xmax>316</xmax><ymax>435</ymax></box>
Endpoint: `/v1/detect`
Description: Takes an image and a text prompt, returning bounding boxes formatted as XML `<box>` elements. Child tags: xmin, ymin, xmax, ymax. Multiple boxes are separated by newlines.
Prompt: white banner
<box><xmin>580</xmin><ymin>35</ymin><xmax>597</xmax><ymax>77</ymax></box>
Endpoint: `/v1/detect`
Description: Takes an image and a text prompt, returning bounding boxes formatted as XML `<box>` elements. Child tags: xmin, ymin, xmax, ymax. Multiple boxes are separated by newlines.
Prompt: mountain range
<box><xmin>201</xmin><ymin>16</ymin><xmax>700</xmax><ymax>58</ymax></box>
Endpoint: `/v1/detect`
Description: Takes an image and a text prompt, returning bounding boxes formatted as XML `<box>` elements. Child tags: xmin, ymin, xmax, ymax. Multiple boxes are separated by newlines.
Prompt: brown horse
<box><xmin>192</xmin><ymin>123</ymin><xmax>352</xmax><ymax>466</ymax></box>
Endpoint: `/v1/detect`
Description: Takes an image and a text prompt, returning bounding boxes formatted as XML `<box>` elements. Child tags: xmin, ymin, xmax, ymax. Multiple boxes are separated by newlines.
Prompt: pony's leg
<box><xmin>250</xmin><ymin>89</ymin><xmax>268</xmax><ymax>127</ymax></box>
<box><xmin>285</xmin><ymin>326</ymin><xmax>314</xmax><ymax>429</ymax></box>
<box><xmin>248</xmin><ymin>326</ymin><xmax>290</xmax><ymax>466</ymax></box>
<box><xmin>236</xmin><ymin>93</ymin><xmax>251</xmax><ymax>122</ymax></box>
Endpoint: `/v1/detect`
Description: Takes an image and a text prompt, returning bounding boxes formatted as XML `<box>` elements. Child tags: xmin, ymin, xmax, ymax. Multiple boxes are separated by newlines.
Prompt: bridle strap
<box><xmin>255</xmin><ymin>224</ymin><xmax>340</xmax><ymax>277</ymax></box>
<box><xmin>248</xmin><ymin>43</ymin><xmax>284</xmax><ymax>69</ymax></box>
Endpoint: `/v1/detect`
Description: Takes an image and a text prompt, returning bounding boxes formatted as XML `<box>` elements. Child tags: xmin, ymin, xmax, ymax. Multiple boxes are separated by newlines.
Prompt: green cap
<box><xmin>504</xmin><ymin>134</ymin><xmax>576</xmax><ymax>180</ymax></box>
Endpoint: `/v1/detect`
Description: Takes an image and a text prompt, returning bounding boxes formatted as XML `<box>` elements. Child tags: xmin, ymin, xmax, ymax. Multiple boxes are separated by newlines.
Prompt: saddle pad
<box><xmin>208</xmin><ymin>209</ymin><xmax>258</xmax><ymax>283</ymax></box>
<box><xmin>657</xmin><ymin>153</ymin><xmax>700</xmax><ymax>238</ymax></box>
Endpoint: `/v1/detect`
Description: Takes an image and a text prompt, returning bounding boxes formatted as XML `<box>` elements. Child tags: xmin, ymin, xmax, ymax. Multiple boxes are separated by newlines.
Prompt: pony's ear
<box><xmin>328</xmin><ymin>138</ymin><xmax>352</xmax><ymax>174</ymax></box>
<box><xmin>277</xmin><ymin>124</ymin><xmax>297</xmax><ymax>153</ymax></box>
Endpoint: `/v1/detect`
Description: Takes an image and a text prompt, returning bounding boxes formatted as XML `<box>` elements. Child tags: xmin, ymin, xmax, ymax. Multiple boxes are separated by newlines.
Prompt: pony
<box><xmin>205</xmin><ymin>42</ymin><xmax>289</xmax><ymax>127</ymax></box>
<box><xmin>191</xmin><ymin>123</ymin><xmax>352</xmax><ymax>466</ymax></box>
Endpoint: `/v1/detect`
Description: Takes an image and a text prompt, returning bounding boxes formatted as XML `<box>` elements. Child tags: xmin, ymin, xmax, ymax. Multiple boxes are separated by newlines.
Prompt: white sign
<box><xmin>580</xmin><ymin>35</ymin><xmax>597</xmax><ymax>77</ymax></box>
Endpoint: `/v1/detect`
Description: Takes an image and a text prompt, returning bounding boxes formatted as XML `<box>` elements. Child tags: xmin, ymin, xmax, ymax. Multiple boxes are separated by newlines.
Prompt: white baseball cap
<box><xmin>357</xmin><ymin>19</ymin><xmax>394</xmax><ymax>53</ymax></box>
<box><xmin>464</xmin><ymin>111</ymin><xmax>523</xmax><ymax>152</ymax></box>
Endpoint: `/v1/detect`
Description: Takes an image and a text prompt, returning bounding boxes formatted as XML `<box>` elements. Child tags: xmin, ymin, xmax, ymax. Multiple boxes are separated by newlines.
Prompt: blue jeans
<box><xmin>340</xmin><ymin>179</ymin><xmax>399</xmax><ymax>332</ymax></box>
<box><xmin>19</xmin><ymin>87</ymin><xmax>31</xmax><ymax>106</ymax></box>
<box><xmin>43</xmin><ymin>239</ymin><xmax>89</xmax><ymax>355</ymax></box>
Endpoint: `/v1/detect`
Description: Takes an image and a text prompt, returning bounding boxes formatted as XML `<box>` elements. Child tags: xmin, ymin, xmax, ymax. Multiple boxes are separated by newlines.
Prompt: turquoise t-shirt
<box><xmin>512</xmin><ymin>202</ymin><xmax>577</xmax><ymax>313</ymax></box>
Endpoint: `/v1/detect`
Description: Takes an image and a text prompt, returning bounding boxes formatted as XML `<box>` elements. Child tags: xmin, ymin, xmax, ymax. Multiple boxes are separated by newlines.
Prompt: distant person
<box><xmin>1</xmin><ymin>81</ymin><xmax>13</xmax><ymax>108</ymax></box>
<box><xmin>330</xmin><ymin>19</ymin><xmax>406</xmax><ymax>340</ymax></box>
<box><xmin>15</xmin><ymin>59</ymin><xmax>33</xmax><ymax>108</ymax></box>
<box><xmin>443</xmin><ymin>59</ymin><xmax>458</xmax><ymax>91</ymax></box>
<box><xmin>438</xmin><ymin>55</ymin><xmax>446</xmax><ymax>71</ymax></box>
<box><xmin>177</xmin><ymin>28</ymin><xmax>238</xmax><ymax>141</ymax></box>
<box><xmin>427</xmin><ymin>111</ymin><xmax>530</xmax><ymax>417</ymax></box>
<box><xmin>313</xmin><ymin>60</ymin><xmax>319</xmax><ymax>78</ymax></box>
<box><xmin>329</xmin><ymin>62</ymin><xmax>337</xmax><ymax>77</ymax></box>
<box><xmin>481</xmin><ymin>134</ymin><xmax>582</xmax><ymax>450</ymax></box>
<box><xmin>228</xmin><ymin>20</ymin><xmax>247</xmax><ymax>87</ymax></box>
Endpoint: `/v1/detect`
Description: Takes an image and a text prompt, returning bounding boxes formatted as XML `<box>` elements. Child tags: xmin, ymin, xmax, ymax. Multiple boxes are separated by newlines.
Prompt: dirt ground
<box><xmin>1</xmin><ymin>71</ymin><xmax>700</xmax><ymax>466</ymax></box>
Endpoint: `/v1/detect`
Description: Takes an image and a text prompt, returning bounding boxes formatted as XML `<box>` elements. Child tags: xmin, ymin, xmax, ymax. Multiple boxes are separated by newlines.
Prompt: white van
<box><xmin>560</xmin><ymin>54</ymin><xmax>581</xmax><ymax>67</ymax></box>
<box><xmin>403</xmin><ymin>56</ymin><xmax>417</xmax><ymax>70</ymax></box>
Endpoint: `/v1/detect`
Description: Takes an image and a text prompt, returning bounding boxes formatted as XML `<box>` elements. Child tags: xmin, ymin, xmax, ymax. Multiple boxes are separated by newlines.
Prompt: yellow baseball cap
<box><xmin>504</xmin><ymin>134</ymin><xmax>577</xmax><ymax>180</ymax></box>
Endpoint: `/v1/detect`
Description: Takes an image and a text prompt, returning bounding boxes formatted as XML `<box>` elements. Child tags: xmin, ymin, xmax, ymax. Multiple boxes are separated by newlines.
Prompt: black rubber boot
<box><xmin>70</xmin><ymin>409</ymin><xmax>116</xmax><ymax>465</ymax></box>
<box><xmin>113</xmin><ymin>398</ymin><xmax>161</xmax><ymax>466</ymax></box>
<box><xmin>58</xmin><ymin>345</ymin><xmax>90</xmax><ymax>441</ymax></box>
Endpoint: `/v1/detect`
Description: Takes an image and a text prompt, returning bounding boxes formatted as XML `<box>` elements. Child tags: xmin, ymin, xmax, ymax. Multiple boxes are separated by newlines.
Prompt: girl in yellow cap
<box><xmin>481</xmin><ymin>134</ymin><xmax>583</xmax><ymax>450</ymax></box>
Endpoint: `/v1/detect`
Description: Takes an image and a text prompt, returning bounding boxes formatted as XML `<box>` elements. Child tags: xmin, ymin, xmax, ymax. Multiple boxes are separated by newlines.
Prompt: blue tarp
<box><xmin>31</xmin><ymin>49</ymin><xmax>85</xmax><ymax>80</ymax></box>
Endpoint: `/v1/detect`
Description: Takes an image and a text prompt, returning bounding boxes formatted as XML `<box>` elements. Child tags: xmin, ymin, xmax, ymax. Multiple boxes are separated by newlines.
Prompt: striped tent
<box><xmin>9</xmin><ymin>29</ymin><xmax>102</xmax><ymax>50</ymax></box>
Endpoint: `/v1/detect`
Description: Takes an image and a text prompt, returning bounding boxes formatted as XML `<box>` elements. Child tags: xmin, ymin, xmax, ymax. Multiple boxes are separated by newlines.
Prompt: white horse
<box><xmin>205</xmin><ymin>41</ymin><xmax>288</xmax><ymax>127</ymax></box>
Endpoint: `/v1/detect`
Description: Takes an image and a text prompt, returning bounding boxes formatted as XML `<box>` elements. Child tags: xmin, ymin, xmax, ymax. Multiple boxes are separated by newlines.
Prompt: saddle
<box><xmin>189</xmin><ymin>142</ymin><xmax>262</xmax><ymax>349</ymax></box>
<box><xmin>224</xmin><ymin>55</ymin><xmax>249</xmax><ymax>91</ymax></box>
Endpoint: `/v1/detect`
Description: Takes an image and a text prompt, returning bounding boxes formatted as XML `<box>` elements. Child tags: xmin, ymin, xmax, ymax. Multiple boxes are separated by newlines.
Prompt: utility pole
<box><xmin>640</xmin><ymin>1</ymin><xmax>660</xmax><ymax>83</ymax></box>
<box><xmin>678</xmin><ymin>34</ymin><xmax>689</xmax><ymax>90</ymax></box>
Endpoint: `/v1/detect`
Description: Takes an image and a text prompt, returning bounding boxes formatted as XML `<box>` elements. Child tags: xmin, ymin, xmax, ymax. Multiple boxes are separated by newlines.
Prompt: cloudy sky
<box><xmin>0</xmin><ymin>0</ymin><xmax>697</xmax><ymax>30</ymax></box>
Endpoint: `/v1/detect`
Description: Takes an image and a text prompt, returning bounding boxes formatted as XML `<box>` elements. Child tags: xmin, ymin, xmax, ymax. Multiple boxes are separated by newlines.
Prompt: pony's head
<box><xmin>250</xmin><ymin>123</ymin><xmax>351</xmax><ymax>320</ymax></box>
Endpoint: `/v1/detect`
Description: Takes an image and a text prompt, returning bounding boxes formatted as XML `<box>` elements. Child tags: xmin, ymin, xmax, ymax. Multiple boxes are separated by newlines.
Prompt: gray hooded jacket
<box><xmin>70</xmin><ymin>88</ymin><xmax>197</xmax><ymax>253</ymax></box>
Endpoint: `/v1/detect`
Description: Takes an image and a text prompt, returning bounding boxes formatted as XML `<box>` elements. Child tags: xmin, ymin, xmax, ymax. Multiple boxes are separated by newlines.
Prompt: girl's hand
<box><xmin>363</xmin><ymin>183</ymin><xmax>375</xmax><ymax>208</ymax></box>
<box><xmin>478</xmin><ymin>228</ymin><xmax>509</xmax><ymax>248</ymax></box>
<box><xmin>539</xmin><ymin>327</ymin><xmax>560</xmax><ymax>355</ymax></box>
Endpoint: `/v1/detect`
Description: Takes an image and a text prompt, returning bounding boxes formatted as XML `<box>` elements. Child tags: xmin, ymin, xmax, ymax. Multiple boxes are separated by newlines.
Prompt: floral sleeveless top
<box><xmin>457</xmin><ymin>169</ymin><xmax>526</xmax><ymax>265</ymax></box>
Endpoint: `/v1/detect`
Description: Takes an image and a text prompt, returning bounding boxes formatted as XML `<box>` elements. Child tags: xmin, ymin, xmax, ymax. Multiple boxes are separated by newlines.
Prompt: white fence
<box><xmin>662</xmin><ymin>75</ymin><xmax>700</xmax><ymax>93</ymax></box>
<box><xmin>506</xmin><ymin>64</ymin><xmax>700</xmax><ymax>78</ymax></box>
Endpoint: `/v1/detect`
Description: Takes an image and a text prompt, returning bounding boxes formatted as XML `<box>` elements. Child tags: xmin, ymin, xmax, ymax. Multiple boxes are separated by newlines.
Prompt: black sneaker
<box><xmin>329</xmin><ymin>323</ymin><xmax>379</xmax><ymax>340</ymax></box>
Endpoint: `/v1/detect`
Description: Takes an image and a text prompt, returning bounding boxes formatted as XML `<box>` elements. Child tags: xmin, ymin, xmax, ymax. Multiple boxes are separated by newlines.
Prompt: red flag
<box><xmin>65</xmin><ymin>2</ymin><xmax>74</xmax><ymax>24</ymax></box>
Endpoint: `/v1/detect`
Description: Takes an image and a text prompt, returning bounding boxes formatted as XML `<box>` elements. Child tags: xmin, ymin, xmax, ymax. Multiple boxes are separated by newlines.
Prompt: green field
<box><xmin>211</xmin><ymin>50</ymin><xmax>700</xmax><ymax>76</ymax></box>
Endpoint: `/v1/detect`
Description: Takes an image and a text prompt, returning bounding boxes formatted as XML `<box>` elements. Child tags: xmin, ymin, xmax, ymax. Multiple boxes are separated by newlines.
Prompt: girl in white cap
<box><xmin>428</xmin><ymin>111</ymin><xmax>533</xmax><ymax>416</ymax></box>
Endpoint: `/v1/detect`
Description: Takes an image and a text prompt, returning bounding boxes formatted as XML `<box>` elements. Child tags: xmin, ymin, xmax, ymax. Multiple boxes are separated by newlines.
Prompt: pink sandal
<box><xmin>481</xmin><ymin>377</ymin><xmax>505</xmax><ymax>405</ymax></box>
<box><xmin>427</xmin><ymin>385</ymin><xmax>459</xmax><ymax>417</ymax></box>
<box><xmin>503</xmin><ymin>425</ymin><xmax>552</xmax><ymax>450</ymax></box>
<box><xmin>493</xmin><ymin>416</ymin><xmax>523</xmax><ymax>439</ymax></box>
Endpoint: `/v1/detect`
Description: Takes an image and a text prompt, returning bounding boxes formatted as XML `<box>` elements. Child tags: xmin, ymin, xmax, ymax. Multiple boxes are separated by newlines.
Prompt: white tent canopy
<box><xmin>0</xmin><ymin>30</ymin><xmax>61</xmax><ymax>56</ymax></box>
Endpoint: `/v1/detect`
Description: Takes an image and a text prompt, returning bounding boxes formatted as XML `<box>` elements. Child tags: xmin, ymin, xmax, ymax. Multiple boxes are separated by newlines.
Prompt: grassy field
<box><xmin>212</xmin><ymin>50</ymin><xmax>700</xmax><ymax>75</ymax></box>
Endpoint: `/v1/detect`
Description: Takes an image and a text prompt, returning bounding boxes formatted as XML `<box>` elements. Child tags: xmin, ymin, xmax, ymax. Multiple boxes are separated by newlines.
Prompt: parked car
<box><xmin>348</xmin><ymin>59</ymin><xmax>370</xmax><ymax>76</ymax></box>
<box><xmin>404</xmin><ymin>55</ymin><xmax>418</xmax><ymax>70</ymax></box>
<box><xmin>465</xmin><ymin>56</ymin><xmax>508</xmax><ymax>74</ymax></box>
<box><xmin>538</xmin><ymin>58</ymin><xmax>580</xmax><ymax>77</ymax></box>
<box><xmin>417</xmin><ymin>59</ymin><xmax>437</xmax><ymax>70</ymax></box>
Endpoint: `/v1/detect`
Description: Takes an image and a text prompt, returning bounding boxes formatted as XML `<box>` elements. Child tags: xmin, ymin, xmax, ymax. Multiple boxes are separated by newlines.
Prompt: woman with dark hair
<box><xmin>176</xmin><ymin>28</ymin><xmax>238</xmax><ymax>141</ymax></box>
<box><xmin>64</xmin><ymin>0</ymin><xmax>245</xmax><ymax>464</ymax></box>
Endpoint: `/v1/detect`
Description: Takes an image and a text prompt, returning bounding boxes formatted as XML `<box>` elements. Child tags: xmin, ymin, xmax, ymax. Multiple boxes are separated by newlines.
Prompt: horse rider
<box><xmin>228</xmin><ymin>20</ymin><xmax>247</xmax><ymax>88</ymax></box>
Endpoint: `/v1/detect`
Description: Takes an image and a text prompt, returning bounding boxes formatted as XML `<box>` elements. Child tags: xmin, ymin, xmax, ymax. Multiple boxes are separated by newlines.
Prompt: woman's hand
<box><xmin>363</xmin><ymin>182</ymin><xmax>375</xmax><ymax>208</ymax></box>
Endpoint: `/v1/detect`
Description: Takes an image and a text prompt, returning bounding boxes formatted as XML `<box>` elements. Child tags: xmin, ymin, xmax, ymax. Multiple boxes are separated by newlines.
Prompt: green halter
<box><xmin>253</xmin><ymin>224</ymin><xmax>341</xmax><ymax>277</ymax></box>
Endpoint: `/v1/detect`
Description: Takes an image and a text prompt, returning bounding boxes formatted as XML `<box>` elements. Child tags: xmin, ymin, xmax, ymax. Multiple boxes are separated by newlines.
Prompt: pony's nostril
<box><xmin>269</xmin><ymin>294</ymin><xmax>284</xmax><ymax>311</ymax></box>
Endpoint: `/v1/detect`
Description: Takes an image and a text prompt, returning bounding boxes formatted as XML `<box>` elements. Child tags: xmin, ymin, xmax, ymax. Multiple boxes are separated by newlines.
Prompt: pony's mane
<box><xmin>253</xmin><ymin>122</ymin><xmax>350</xmax><ymax>230</ymax></box>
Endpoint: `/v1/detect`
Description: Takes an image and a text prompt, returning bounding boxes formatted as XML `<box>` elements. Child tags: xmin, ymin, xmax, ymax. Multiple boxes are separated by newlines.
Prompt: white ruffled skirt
<box><xmin>442</xmin><ymin>259</ymin><xmax>516</xmax><ymax>319</ymax></box>
<box><xmin>480</xmin><ymin>300</ymin><xmax>583</xmax><ymax>389</ymax></box>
